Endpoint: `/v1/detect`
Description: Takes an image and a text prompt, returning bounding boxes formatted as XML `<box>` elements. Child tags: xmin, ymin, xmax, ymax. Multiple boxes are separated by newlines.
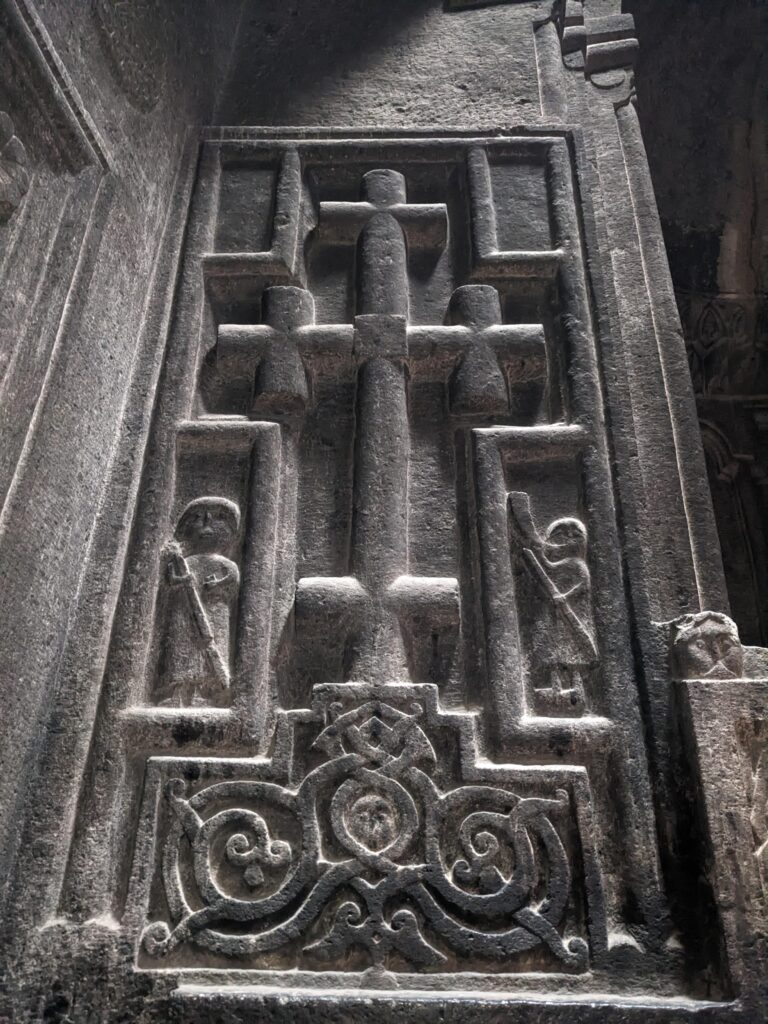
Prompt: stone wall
<box><xmin>0</xmin><ymin>0</ymin><xmax>244</xmax><ymax>972</ymax></box>
<box><xmin>0</xmin><ymin>2</ymin><xmax>765</xmax><ymax>1021</ymax></box>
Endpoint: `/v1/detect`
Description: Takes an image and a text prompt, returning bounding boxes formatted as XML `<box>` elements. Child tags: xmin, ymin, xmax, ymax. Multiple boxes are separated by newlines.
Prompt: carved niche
<box><xmin>155</xmin><ymin>497</ymin><xmax>241</xmax><ymax>707</ymax></box>
<box><xmin>63</xmin><ymin>134</ymin><xmax>674</xmax><ymax>998</ymax></box>
<box><xmin>508</xmin><ymin>490</ymin><xmax>597</xmax><ymax>715</ymax></box>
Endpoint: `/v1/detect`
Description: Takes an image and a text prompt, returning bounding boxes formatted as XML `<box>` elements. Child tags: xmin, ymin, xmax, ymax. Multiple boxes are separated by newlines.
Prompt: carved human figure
<box><xmin>508</xmin><ymin>492</ymin><xmax>598</xmax><ymax>712</ymax></box>
<box><xmin>671</xmin><ymin>611</ymin><xmax>744</xmax><ymax>680</ymax></box>
<box><xmin>157</xmin><ymin>497</ymin><xmax>240</xmax><ymax>706</ymax></box>
<box><xmin>347</xmin><ymin>792</ymin><xmax>399</xmax><ymax>853</ymax></box>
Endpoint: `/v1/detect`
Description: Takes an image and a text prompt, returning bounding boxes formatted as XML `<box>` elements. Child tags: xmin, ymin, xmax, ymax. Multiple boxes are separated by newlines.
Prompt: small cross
<box><xmin>216</xmin><ymin>282</ymin><xmax>545</xmax><ymax>420</ymax></box>
<box><xmin>409</xmin><ymin>284</ymin><xmax>546</xmax><ymax>415</ymax></box>
<box><xmin>216</xmin><ymin>286</ymin><xmax>353</xmax><ymax>418</ymax></box>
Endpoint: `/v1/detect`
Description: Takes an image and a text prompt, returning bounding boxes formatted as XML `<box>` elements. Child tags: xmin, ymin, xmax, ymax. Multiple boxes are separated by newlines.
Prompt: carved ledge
<box><xmin>203</xmin><ymin>149</ymin><xmax>304</xmax><ymax>304</ymax></box>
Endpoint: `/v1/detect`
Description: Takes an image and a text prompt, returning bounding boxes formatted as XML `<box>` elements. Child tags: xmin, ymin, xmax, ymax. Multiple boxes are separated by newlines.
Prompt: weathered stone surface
<box><xmin>678</xmin><ymin>674</ymin><xmax>768</xmax><ymax>1015</ymax></box>
<box><xmin>0</xmin><ymin>2</ymin><xmax>765</xmax><ymax>1022</ymax></box>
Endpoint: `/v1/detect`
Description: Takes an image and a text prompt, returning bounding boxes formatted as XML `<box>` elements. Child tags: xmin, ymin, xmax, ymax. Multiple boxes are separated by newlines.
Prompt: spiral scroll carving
<box><xmin>141</xmin><ymin>691</ymin><xmax>592</xmax><ymax>971</ymax></box>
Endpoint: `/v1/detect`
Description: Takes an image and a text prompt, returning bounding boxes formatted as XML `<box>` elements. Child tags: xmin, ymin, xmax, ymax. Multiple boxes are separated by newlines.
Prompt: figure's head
<box><xmin>175</xmin><ymin>497</ymin><xmax>240</xmax><ymax>553</ymax></box>
<box><xmin>545</xmin><ymin>517</ymin><xmax>587</xmax><ymax>557</ymax></box>
<box><xmin>672</xmin><ymin>611</ymin><xmax>743</xmax><ymax>680</ymax></box>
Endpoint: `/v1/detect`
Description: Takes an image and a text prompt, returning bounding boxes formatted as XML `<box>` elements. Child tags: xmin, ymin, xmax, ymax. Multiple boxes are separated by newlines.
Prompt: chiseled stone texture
<box><xmin>0</xmin><ymin>2</ymin><xmax>766</xmax><ymax>1022</ymax></box>
<box><xmin>220</xmin><ymin>0</ymin><xmax>540</xmax><ymax>127</ymax></box>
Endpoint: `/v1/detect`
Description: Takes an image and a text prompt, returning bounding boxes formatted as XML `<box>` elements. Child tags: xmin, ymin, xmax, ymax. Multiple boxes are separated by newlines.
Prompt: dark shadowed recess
<box><xmin>628</xmin><ymin>0</ymin><xmax>768</xmax><ymax>644</ymax></box>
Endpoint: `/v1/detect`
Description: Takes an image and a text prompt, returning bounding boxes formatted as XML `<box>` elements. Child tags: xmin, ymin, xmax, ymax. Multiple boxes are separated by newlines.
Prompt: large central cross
<box><xmin>298</xmin><ymin>169</ymin><xmax>456</xmax><ymax>684</ymax></box>
<box><xmin>215</xmin><ymin>168</ymin><xmax>546</xmax><ymax>687</ymax></box>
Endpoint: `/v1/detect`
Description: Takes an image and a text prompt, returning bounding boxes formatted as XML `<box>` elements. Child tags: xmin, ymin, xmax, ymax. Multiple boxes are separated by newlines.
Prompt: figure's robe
<box><xmin>160</xmin><ymin>552</ymin><xmax>239</xmax><ymax>705</ymax></box>
<box><xmin>517</xmin><ymin>553</ymin><xmax>595</xmax><ymax>691</ymax></box>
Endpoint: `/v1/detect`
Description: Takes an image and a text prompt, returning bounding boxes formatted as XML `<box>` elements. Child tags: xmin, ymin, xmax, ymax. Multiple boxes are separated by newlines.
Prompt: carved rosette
<box><xmin>140</xmin><ymin>688</ymin><xmax>592</xmax><ymax>972</ymax></box>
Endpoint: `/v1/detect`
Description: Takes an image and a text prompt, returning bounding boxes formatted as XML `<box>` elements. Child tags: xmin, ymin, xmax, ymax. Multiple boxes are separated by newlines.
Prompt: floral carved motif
<box><xmin>140</xmin><ymin>686</ymin><xmax>593</xmax><ymax>972</ymax></box>
<box><xmin>678</xmin><ymin>292</ymin><xmax>768</xmax><ymax>396</ymax></box>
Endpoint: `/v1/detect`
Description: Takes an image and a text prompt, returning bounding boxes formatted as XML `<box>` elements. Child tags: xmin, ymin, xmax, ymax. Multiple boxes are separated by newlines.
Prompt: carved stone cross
<box><xmin>409</xmin><ymin>283</ymin><xmax>542</xmax><ymax>416</ymax></box>
<box><xmin>298</xmin><ymin>170</ymin><xmax>456</xmax><ymax>683</ymax></box>
<box><xmin>215</xmin><ymin>169</ymin><xmax>546</xmax><ymax>686</ymax></box>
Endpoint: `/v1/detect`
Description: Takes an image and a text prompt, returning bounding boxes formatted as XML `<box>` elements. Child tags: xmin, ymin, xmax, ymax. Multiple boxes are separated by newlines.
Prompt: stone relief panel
<box><xmin>679</xmin><ymin>291</ymin><xmax>768</xmax><ymax>397</ymax></box>
<box><xmin>698</xmin><ymin>418</ymin><xmax>768</xmax><ymax>648</ymax></box>
<box><xmin>137</xmin><ymin>684</ymin><xmax>600</xmax><ymax>974</ymax></box>
<box><xmin>64</xmin><ymin>133</ymin><xmax>672</xmax><ymax>995</ymax></box>
<box><xmin>508</xmin><ymin>490</ymin><xmax>597</xmax><ymax>715</ymax></box>
<box><xmin>143</xmin><ymin>419</ymin><xmax>281</xmax><ymax>717</ymax></box>
<box><xmin>679</xmin><ymin>285</ymin><xmax>768</xmax><ymax>648</ymax></box>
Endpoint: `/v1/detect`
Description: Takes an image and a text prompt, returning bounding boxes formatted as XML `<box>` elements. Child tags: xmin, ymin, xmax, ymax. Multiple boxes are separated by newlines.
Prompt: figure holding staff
<box><xmin>508</xmin><ymin>491</ymin><xmax>597</xmax><ymax>713</ymax></box>
<box><xmin>157</xmin><ymin>497</ymin><xmax>240</xmax><ymax>707</ymax></box>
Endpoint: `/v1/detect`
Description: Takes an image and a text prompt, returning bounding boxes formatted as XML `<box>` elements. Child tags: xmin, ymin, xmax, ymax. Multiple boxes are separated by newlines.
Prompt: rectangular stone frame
<box><xmin>35</xmin><ymin>125</ymin><xmax>738</xmax><ymax>1020</ymax></box>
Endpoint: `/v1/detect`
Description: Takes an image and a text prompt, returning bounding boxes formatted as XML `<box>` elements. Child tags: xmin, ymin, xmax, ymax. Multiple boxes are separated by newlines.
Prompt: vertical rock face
<box><xmin>0</xmin><ymin>2</ymin><xmax>765</xmax><ymax>1021</ymax></box>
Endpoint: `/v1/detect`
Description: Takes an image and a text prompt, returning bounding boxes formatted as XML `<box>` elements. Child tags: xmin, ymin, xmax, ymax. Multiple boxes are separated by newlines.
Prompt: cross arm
<box><xmin>216</xmin><ymin>324</ymin><xmax>274</xmax><ymax>376</ymax></box>
<box><xmin>295</xmin><ymin>577</ymin><xmax>368</xmax><ymax>633</ymax></box>
<box><xmin>219</xmin><ymin>323</ymin><xmax>355</xmax><ymax>360</ymax></box>
<box><xmin>406</xmin><ymin>323</ymin><xmax>545</xmax><ymax>381</ymax></box>
<box><xmin>295</xmin><ymin>324</ymin><xmax>356</xmax><ymax>361</ymax></box>
<box><xmin>386</xmin><ymin>576</ymin><xmax>460</xmax><ymax>631</ymax></box>
<box><xmin>482</xmin><ymin>324</ymin><xmax>546</xmax><ymax>365</ymax></box>
<box><xmin>317</xmin><ymin>201</ymin><xmax>448</xmax><ymax>251</ymax></box>
<box><xmin>391</xmin><ymin>203</ymin><xmax>448</xmax><ymax>251</ymax></box>
<box><xmin>317</xmin><ymin>202</ymin><xmax>377</xmax><ymax>244</ymax></box>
